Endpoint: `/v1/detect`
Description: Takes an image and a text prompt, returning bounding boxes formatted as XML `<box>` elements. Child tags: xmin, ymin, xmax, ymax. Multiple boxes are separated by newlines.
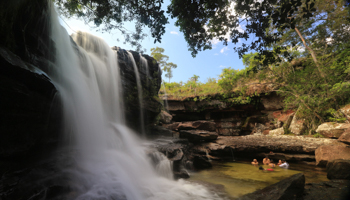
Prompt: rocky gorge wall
<box><xmin>159</xmin><ymin>91</ymin><xmax>350</xmax><ymax>177</ymax></box>
<box><xmin>163</xmin><ymin>92</ymin><xmax>286</xmax><ymax>136</ymax></box>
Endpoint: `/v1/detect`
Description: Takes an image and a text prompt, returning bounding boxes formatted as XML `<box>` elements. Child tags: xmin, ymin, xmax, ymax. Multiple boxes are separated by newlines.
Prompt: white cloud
<box><xmin>170</xmin><ymin>31</ymin><xmax>179</xmax><ymax>35</ymax></box>
<box><xmin>220</xmin><ymin>47</ymin><xmax>229</xmax><ymax>53</ymax></box>
<box><xmin>214</xmin><ymin>53</ymin><xmax>219</xmax><ymax>56</ymax></box>
<box><xmin>219</xmin><ymin>65</ymin><xmax>226</xmax><ymax>68</ymax></box>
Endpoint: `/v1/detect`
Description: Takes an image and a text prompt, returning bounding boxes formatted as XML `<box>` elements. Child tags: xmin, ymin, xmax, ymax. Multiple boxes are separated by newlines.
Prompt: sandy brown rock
<box><xmin>205</xmin><ymin>135</ymin><xmax>340</xmax><ymax>154</ymax></box>
<box><xmin>315</xmin><ymin>145</ymin><xmax>350</xmax><ymax>166</ymax></box>
<box><xmin>316</xmin><ymin>123</ymin><xmax>350</xmax><ymax>138</ymax></box>
<box><xmin>289</xmin><ymin>114</ymin><xmax>306</xmax><ymax>135</ymax></box>
<box><xmin>269</xmin><ymin>127</ymin><xmax>284</xmax><ymax>135</ymax></box>
<box><xmin>338</xmin><ymin>128</ymin><xmax>350</xmax><ymax>144</ymax></box>
<box><xmin>162</xmin><ymin>122</ymin><xmax>180</xmax><ymax>131</ymax></box>
<box><xmin>340</xmin><ymin>104</ymin><xmax>350</xmax><ymax>122</ymax></box>
<box><xmin>159</xmin><ymin>110</ymin><xmax>172</xmax><ymax>124</ymax></box>
<box><xmin>177</xmin><ymin>120</ymin><xmax>216</xmax><ymax>132</ymax></box>
<box><xmin>272</xmin><ymin>110</ymin><xmax>295</xmax><ymax>129</ymax></box>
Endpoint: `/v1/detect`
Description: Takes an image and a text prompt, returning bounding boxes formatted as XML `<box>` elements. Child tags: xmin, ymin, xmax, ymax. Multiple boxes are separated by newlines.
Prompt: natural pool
<box><xmin>188</xmin><ymin>161</ymin><xmax>328</xmax><ymax>199</ymax></box>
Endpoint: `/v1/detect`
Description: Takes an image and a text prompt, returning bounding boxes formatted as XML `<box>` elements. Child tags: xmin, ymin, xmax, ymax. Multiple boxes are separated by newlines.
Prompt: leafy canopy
<box><xmin>54</xmin><ymin>0</ymin><xmax>168</xmax><ymax>52</ymax></box>
<box><xmin>168</xmin><ymin>0</ymin><xmax>317</xmax><ymax>62</ymax></box>
<box><xmin>150</xmin><ymin>47</ymin><xmax>177</xmax><ymax>82</ymax></box>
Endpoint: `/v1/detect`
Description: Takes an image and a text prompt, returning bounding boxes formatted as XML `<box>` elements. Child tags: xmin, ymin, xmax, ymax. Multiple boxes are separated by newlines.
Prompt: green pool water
<box><xmin>188</xmin><ymin>161</ymin><xmax>328</xmax><ymax>199</ymax></box>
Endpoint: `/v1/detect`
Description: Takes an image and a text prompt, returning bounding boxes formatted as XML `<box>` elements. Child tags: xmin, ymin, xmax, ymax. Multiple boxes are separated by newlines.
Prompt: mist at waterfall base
<box><xmin>49</xmin><ymin>4</ymin><xmax>222</xmax><ymax>200</ymax></box>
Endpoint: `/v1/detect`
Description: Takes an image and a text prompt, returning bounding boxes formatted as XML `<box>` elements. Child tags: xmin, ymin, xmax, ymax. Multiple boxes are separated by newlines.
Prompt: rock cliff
<box><xmin>0</xmin><ymin>0</ymin><xmax>161</xmax><ymax>156</ymax></box>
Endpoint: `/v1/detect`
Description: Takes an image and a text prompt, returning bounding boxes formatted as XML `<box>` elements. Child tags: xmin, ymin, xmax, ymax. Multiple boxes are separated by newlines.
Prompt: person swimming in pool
<box><xmin>251</xmin><ymin>159</ymin><xmax>259</xmax><ymax>165</ymax></box>
<box><xmin>259</xmin><ymin>166</ymin><xmax>274</xmax><ymax>171</ymax></box>
<box><xmin>279</xmin><ymin>160</ymin><xmax>289</xmax><ymax>169</ymax></box>
<box><xmin>269</xmin><ymin>160</ymin><xmax>276</xmax><ymax>168</ymax></box>
<box><xmin>277</xmin><ymin>160</ymin><xmax>283</xmax><ymax>166</ymax></box>
<box><xmin>263</xmin><ymin>156</ymin><xmax>270</xmax><ymax>165</ymax></box>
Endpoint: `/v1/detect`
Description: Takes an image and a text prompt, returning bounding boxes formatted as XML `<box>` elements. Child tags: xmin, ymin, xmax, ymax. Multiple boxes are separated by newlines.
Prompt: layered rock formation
<box><xmin>113</xmin><ymin>47</ymin><xmax>162</xmax><ymax>130</ymax></box>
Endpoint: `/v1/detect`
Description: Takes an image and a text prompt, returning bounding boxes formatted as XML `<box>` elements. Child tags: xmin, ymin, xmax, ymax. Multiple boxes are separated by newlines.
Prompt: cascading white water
<box><xmin>127</xmin><ymin>52</ymin><xmax>146</xmax><ymax>136</ymax></box>
<box><xmin>162</xmin><ymin>82</ymin><xmax>170</xmax><ymax>111</ymax></box>
<box><xmin>49</xmin><ymin>3</ymin><xmax>223</xmax><ymax>200</ymax></box>
<box><xmin>140</xmin><ymin>54</ymin><xmax>150</xmax><ymax>86</ymax></box>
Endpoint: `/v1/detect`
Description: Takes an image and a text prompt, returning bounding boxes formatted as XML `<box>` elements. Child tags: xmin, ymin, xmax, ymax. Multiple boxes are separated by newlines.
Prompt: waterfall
<box><xmin>49</xmin><ymin>3</ymin><xmax>222</xmax><ymax>200</ymax></box>
<box><xmin>127</xmin><ymin>51</ymin><xmax>145</xmax><ymax>136</ymax></box>
<box><xmin>140</xmin><ymin>54</ymin><xmax>150</xmax><ymax>86</ymax></box>
<box><xmin>162</xmin><ymin>82</ymin><xmax>169</xmax><ymax>111</ymax></box>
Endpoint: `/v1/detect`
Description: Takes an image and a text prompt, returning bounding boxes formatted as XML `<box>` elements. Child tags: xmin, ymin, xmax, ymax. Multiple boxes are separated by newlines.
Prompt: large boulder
<box><xmin>340</xmin><ymin>104</ymin><xmax>350</xmax><ymax>122</ymax></box>
<box><xmin>177</xmin><ymin>120</ymin><xmax>216</xmax><ymax>132</ymax></box>
<box><xmin>289</xmin><ymin>113</ymin><xmax>306</xmax><ymax>135</ymax></box>
<box><xmin>159</xmin><ymin>110</ymin><xmax>172</xmax><ymax>124</ymax></box>
<box><xmin>327</xmin><ymin>159</ymin><xmax>350</xmax><ymax>180</ymax></box>
<box><xmin>162</xmin><ymin>122</ymin><xmax>180</xmax><ymax>131</ymax></box>
<box><xmin>239</xmin><ymin>173</ymin><xmax>305</xmax><ymax>200</ymax></box>
<box><xmin>179</xmin><ymin>130</ymin><xmax>218</xmax><ymax>142</ymax></box>
<box><xmin>338</xmin><ymin>128</ymin><xmax>350</xmax><ymax>145</ymax></box>
<box><xmin>316</xmin><ymin>122</ymin><xmax>350</xmax><ymax>138</ymax></box>
<box><xmin>315</xmin><ymin>145</ymin><xmax>350</xmax><ymax>166</ymax></box>
<box><xmin>271</xmin><ymin>110</ymin><xmax>295</xmax><ymax>129</ymax></box>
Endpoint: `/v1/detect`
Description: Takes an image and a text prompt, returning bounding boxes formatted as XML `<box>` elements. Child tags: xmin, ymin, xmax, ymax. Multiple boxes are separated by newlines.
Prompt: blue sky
<box><xmin>58</xmin><ymin>3</ymin><xmax>245</xmax><ymax>83</ymax></box>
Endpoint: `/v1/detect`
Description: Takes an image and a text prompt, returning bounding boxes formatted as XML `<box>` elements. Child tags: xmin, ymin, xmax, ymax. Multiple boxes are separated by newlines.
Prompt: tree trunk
<box><xmin>294</xmin><ymin>27</ymin><xmax>325</xmax><ymax>78</ymax></box>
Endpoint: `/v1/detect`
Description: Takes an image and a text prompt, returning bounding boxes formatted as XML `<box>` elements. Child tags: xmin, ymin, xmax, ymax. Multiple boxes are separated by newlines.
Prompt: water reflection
<box><xmin>189</xmin><ymin>161</ymin><xmax>328</xmax><ymax>199</ymax></box>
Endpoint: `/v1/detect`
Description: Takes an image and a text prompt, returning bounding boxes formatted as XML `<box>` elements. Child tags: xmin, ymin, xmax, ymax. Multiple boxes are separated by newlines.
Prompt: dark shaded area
<box><xmin>303</xmin><ymin>180</ymin><xmax>350</xmax><ymax>200</ymax></box>
<box><xmin>239</xmin><ymin>173</ymin><xmax>305</xmax><ymax>200</ymax></box>
<box><xmin>114</xmin><ymin>47</ymin><xmax>162</xmax><ymax>133</ymax></box>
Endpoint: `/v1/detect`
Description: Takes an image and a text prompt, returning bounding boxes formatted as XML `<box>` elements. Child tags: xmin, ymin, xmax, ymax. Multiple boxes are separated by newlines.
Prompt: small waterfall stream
<box><xmin>49</xmin><ymin>3</ymin><xmax>222</xmax><ymax>200</ymax></box>
<box><xmin>140</xmin><ymin>53</ymin><xmax>150</xmax><ymax>86</ymax></box>
<box><xmin>127</xmin><ymin>51</ymin><xmax>146</xmax><ymax>136</ymax></box>
<box><xmin>162</xmin><ymin>82</ymin><xmax>169</xmax><ymax>111</ymax></box>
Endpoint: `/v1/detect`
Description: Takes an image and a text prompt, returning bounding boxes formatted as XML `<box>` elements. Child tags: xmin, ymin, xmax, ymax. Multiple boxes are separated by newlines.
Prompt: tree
<box><xmin>54</xmin><ymin>0</ymin><xmax>168</xmax><ymax>52</ymax></box>
<box><xmin>150</xmin><ymin>47</ymin><xmax>177</xmax><ymax>82</ymax></box>
<box><xmin>190</xmin><ymin>75</ymin><xmax>200</xmax><ymax>83</ymax></box>
<box><xmin>168</xmin><ymin>0</ymin><xmax>317</xmax><ymax>62</ymax></box>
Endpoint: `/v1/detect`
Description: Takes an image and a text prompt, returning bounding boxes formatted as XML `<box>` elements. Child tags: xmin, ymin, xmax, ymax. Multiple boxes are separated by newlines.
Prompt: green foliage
<box><xmin>160</xmin><ymin>77</ymin><xmax>223</xmax><ymax>100</ymax></box>
<box><xmin>217</xmin><ymin>38</ymin><xmax>350</xmax><ymax>131</ymax></box>
<box><xmin>150</xmin><ymin>47</ymin><xmax>177</xmax><ymax>82</ymax></box>
<box><xmin>168</xmin><ymin>0</ymin><xmax>315</xmax><ymax>60</ymax></box>
<box><xmin>54</xmin><ymin>0</ymin><xmax>168</xmax><ymax>52</ymax></box>
<box><xmin>313</xmin><ymin>133</ymin><xmax>325</xmax><ymax>138</ymax></box>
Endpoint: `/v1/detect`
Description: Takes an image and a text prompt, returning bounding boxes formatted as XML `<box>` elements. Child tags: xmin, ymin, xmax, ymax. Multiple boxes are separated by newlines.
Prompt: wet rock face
<box><xmin>112</xmin><ymin>47</ymin><xmax>162</xmax><ymax>131</ymax></box>
<box><xmin>303</xmin><ymin>180</ymin><xmax>350</xmax><ymax>200</ymax></box>
<box><xmin>0</xmin><ymin>1</ymin><xmax>162</xmax><ymax>198</ymax></box>
<box><xmin>327</xmin><ymin>159</ymin><xmax>350</xmax><ymax>180</ymax></box>
<box><xmin>316</xmin><ymin>123</ymin><xmax>350</xmax><ymax>138</ymax></box>
<box><xmin>0</xmin><ymin>0</ymin><xmax>61</xmax><ymax>158</ymax></box>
